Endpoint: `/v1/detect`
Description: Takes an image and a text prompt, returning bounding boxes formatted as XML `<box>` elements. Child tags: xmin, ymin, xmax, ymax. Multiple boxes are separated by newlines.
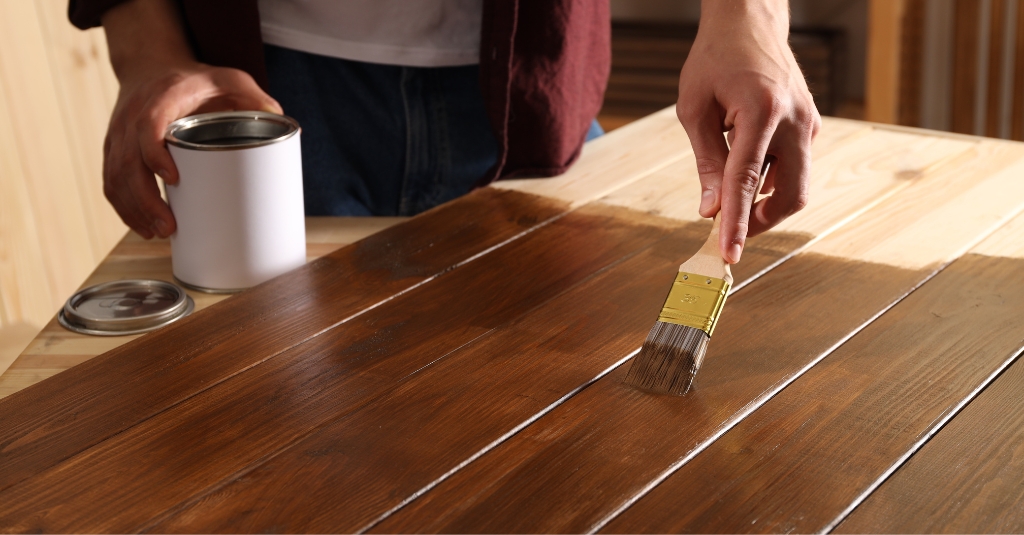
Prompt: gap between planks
<box><xmin>822</xmin><ymin>342</ymin><xmax>1024</xmax><ymax>533</ymax></box>
<box><xmin>142</xmin><ymin>124</ymin><xmax>958</xmax><ymax>528</ymax></box>
<box><xmin>364</xmin><ymin>137</ymin><xmax>1024</xmax><ymax>533</ymax></box>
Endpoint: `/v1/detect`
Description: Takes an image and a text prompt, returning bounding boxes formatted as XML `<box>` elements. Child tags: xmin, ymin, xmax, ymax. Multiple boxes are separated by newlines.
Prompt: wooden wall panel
<box><xmin>866</xmin><ymin>0</ymin><xmax>906</xmax><ymax>123</ymax></box>
<box><xmin>0</xmin><ymin>1</ymin><xmax>123</xmax><ymax>337</ymax></box>
<box><xmin>1014</xmin><ymin>0</ymin><xmax>1024</xmax><ymax>139</ymax></box>
<box><xmin>952</xmin><ymin>0</ymin><xmax>982</xmax><ymax>134</ymax></box>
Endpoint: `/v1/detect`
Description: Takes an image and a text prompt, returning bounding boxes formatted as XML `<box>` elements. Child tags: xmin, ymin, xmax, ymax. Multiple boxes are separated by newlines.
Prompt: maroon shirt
<box><xmin>69</xmin><ymin>0</ymin><xmax>610</xmax><ymax>183</ymax></box>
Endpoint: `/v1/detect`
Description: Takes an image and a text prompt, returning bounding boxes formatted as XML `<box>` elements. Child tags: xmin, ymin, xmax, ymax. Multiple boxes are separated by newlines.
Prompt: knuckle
<box><xmin>789</xmin><ymin>191</ymin><xmax>810</xmax><ymax>213</ymax></box>
<box><xmin>676</xmin><ymin>101</ymin><xmax>701</xmax><ymax>125</ymax></box>
<box><xmin>694</xmin><ymin>157</ymin><xmax>724</xmax><ymax>176</ymax></box>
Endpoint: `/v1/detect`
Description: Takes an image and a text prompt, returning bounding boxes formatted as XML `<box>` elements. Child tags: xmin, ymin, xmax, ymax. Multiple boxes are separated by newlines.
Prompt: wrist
<box><xmin>699</xmin><ymin>0</ymin><xmax>790</xmax><ymax>41</ymax></box>
<box><xmin>102</xmin><ymin>0</ymin><xmax>197</xmax><ymax>85</ymax></box>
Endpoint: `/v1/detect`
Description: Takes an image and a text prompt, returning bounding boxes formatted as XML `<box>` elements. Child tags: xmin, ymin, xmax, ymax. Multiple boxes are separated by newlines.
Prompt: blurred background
<box><xmin>2</xmin><ymin>0</ymin><xmax>1024</xmax><ymax>366</ymax></box>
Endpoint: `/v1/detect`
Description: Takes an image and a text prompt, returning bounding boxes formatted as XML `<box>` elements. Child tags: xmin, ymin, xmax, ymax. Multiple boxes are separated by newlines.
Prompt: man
<box><xmin>70</xmin><ymin>0</ymin><xmax>819</xmax><ymax>265</ymax></box>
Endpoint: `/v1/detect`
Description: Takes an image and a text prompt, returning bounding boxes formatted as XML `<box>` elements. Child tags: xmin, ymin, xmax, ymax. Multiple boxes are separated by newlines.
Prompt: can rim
<box><xmin>164</xmin><ymin>110</ymin><xmax>300</xmax><ymax>151</ymax></box>
<box><xmin>62</xmin><ymin>279</ymin><xmax>192</xmax><ymax>333</ymax></box>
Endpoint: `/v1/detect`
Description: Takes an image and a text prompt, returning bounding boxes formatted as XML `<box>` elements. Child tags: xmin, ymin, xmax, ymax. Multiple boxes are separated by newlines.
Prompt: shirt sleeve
<box><xmin>68</xmin><ymin>0</ymin><xmax>133</xmax><ymax>29</ymax></box>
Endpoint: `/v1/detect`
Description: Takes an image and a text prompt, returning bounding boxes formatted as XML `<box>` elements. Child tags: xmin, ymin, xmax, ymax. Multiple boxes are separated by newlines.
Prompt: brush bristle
<box><xmin>623</xmin><ymin>321</ymin><xmax>709</xmax><ymax>395</ymax></box>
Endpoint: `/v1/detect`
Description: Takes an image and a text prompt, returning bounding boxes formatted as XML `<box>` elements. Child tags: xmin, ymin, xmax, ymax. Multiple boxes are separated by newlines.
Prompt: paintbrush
<box><xmin>624</xmin><ymin>158</ymin><xmax>771</xmax><ymax>395</ymax></box>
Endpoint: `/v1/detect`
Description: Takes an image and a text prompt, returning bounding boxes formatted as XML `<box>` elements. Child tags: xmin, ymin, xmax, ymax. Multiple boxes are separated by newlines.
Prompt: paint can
<box><xmin>164</xmin><ymin>111</ymin><xmax>306</xmax><ymax>292</ymax></box>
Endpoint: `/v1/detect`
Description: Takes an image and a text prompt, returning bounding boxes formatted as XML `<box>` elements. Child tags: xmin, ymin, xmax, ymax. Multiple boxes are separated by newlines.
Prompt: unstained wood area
<box><xmin>1</xmin><ymin>110</ymin><xmax>1024</xmax><ymax>533</ymax></box>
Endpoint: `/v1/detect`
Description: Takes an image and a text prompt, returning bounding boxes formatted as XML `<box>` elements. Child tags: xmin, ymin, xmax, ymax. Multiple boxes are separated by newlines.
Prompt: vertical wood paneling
<box><xmin>986</xmin><ymin>0</ymin><xmax>1006</xmax><ymax>137</ymax></box>
<box><xmin>0</xmin><ymin>79</ymin><xmax>53</xmax><ymax>327</ymax></box>
<box><xmin>1014</xmin><ymin>0</ymin><xmax>1024</xmax><ymax>139</ymax></box>
<box><xmin>952</xmin><ymin>0</ymin><xmax>982</xmax><ymax>133</ymax></box>
<box><xmin>35</xmin><ymin>0</ymin><xmax>124</xmax><ymax>260</ymax></box>
<box><xmin>0</xmin><ymin>2</ymin><xmax>123</xmax><ymax>333</ymax></box>
<box><xmin>898</xmin><ymin>0</ymin><xmax>925</xmax><ymax>126</ymax></box>
<box><xmin>866</xmin><ymin>0</ymin><xmax>906</xmax><ymax>123</ymax></box>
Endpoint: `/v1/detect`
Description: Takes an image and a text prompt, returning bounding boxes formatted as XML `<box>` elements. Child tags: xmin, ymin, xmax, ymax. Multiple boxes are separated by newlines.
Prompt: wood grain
<box><xmin>833</xmin><ymin>215</ymin><xmax>1024</xmax><ymax>534</ymax></box>
<box><xmin>0</xmin><ymin>216</ymin><xmax>406</xmax><ymax>400</ymax></box>
<box><xmin>494</xmin><ymin>106</ymin><xmax>690</xmax><ymax>205</ymax></box>
<box><xmin>0</xmin><ymin>188</ymin><xmax>564</xmax><ymax>495</ymax></box>
<box><xmin>370</xmin><ymin>138</ymin><xmax>1024</xmax><ymax>534</ymax></box>
<box><xmin>0</xmin><ymin>2</ymin><xmax>107</xmax><ymax>326</ymax></box>
<box><xmin>603</xmin><ymin>237</ymin><xmax>1024</xmax><ymax>533</ymax></box>
<box><xmin>835</xmin><ymin>347</ymin><xmax>1024</xmax><ymax>533</ymax></box>
<box><xmin>0</xmin><ymin>203</ymin><xmax>682</xmax><ymax>533</ymax></box>
<box><xmin>141</xmin><ymin>227</ymin><xmax>810</xmax><ymax>534</ymax></box>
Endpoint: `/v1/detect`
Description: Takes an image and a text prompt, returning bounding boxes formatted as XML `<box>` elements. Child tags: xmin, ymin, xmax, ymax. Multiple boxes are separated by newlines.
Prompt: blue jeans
<box><xmin>264</xmin><ymin>44</ymin><xmax>603</xmax><ymax>216</ymax></box>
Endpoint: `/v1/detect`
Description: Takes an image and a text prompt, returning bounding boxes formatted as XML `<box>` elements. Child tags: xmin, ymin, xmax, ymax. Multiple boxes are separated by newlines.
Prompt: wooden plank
<box><xmin>6</xmin><ymin>121</ymin><xmax>880</xmax><ymax>532</ymax></box>
<box><xmin>0</xmin><ymin>121</ymin><xmax>909</xmax><ymax>532</ymax></box>
<box><xmin>35</xmin><ymin>0</ymin><xmax>125</xmax><ymax>260</ymax></box>
<box><xmin>952</xmin><ymin>0</ymin><xmax>982</xmax><ymax>134</ymax></box>
<box><xmin>0</xmin><ymin>202</ymin><xmax>684</xmax><ymax>533</ymax></box>
<box><xmin>898</xmin><ymin>0</ymin><xmax>925</xmax><ymax>127</ymax></box>
<box><xmin>1013</xmin><ymin>0</ymin><xmax>1024</xmax><ymax>140</ymax></box>
<box><xmin>0</xmin><ymin>1</ymin><xmax>97</xmax><ymax>322</ymax></box>
<box><xmin>834</xmin><ymin>214</ymin><xmax>1024</xmax><ymax>533</ymax></box>
<box><xmin>494</xmin><ymin>106</ymin><xmax>690</xmax><ymax>205</ymax></box>
<box><xmin>0</xmin><ymin>55</ymin><xmax>53</xmax><ymax>329</ymax></box>
<box><xmin>0</xmin><ymin>217</ymin><xmax>406</xmax><ymax>400</ymax></box>
<box><xmin>140</xmin><ymin>128</ymin><xmax>978</xmax><ymax>528</ymax></box>
<box><xmin>986</xmin><ymin>0</ymin><xmax>1006</xmax><ymax>137</ymax></box>
<box><xmin>0</xmin><ymin>188</ymin><xmax>565</xmax><ymax>493</ymax></box>
<box><xmin>866</xmin><ymin>0</ymin><xmax>906</xmax><ymax>123</ymax></box>
<box><xmin>369</xmin><ymin>140</ymin><xmax>1024</xmax><ymax>533</ymax></box>
<box><xmin>601</xmin><ymin>204</ymin><xmax>1024</xmax><ymax>535</ymax></box>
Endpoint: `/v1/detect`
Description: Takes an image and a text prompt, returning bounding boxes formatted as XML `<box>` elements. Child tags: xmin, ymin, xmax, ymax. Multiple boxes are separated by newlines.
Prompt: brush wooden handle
<box><xmin>677</xmin><ymin>157</ymin><xmax>772</xmax><ymax>285</ymax></box>
<box><xmin>678</xmin><ymin>216</ymin><xmax>733</xmax><ymax>284</ymax></box>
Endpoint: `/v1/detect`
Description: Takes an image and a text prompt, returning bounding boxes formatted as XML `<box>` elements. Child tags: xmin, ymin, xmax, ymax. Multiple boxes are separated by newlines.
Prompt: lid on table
<box><xmin>58</xmin><ymin>279</ymin><xmax>195</xmax><ymax>336</ymax></box>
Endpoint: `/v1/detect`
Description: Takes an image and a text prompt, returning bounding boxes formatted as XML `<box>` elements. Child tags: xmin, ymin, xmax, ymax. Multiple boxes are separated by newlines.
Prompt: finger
<box><xmin>136</xmin><ymin>106</ymin><xmax>180</xmax><ymax>186</ymax></box>
<box><xmin>748</xmin><ymin>136</ymin><xmax>811</xmax><ymax>237</ymax></box>
<box><xmin>211</xmin><ymin>69</ymin><xmax>283</xmax><ymax>113</ymax></box>
<box><xmin>104</xmin><ymin>128</ymin><xmax>155</xmax><ymax>238</ymax></box>
<box><xmin>125</xmin><ymin>143</ymin><xmax>177</xmax><ymax>238</ymax></box>
<box><xmin>719</xmin><ymin>112</ymin><xmax>777</xmax><ymax>264</ymax></box>
<box><xmin>677</xmin><ymin>100</ymin><xmax>729</xmax><ymax>218</ymax></box>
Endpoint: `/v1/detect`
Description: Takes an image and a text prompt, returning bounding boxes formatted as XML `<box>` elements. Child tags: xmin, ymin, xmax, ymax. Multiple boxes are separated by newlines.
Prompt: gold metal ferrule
<box><xmin>657</xmin><ymin>272</ymin><xmax>731</xmax><ymax>336</ymax></box>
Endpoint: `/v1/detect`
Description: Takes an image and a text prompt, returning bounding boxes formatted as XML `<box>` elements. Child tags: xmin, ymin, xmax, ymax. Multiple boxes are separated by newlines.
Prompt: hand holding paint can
<box><xmin>164</xmin><ymin>111</ymin><xmax>306</xmax><ymax>292</ymax></box>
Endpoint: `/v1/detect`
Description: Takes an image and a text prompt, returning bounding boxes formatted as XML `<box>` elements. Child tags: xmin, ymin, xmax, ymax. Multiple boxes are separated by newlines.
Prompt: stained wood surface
<box><xmin>0</xmin><ymin>216</ymin><xmax>406</xmax><ymax>399</ymax></box>
<box><xmin>372</xmin><ymin>139</ymin><xmax>1024</xmax><ymax>533</ymax></box>
<box><xmin>834</xmin><ymin>216</ymin><xmax>1024</xmax><ymax>534</ymax></box>
<box><xmin>602</xmin><ymin>218</ymin><xmax>1024</xmax><ymax>533</ymax></box>
<box><xmin>2</xmin><ymin>115</ymin><xmax>1024</xmax><ymax>534</ymax></box>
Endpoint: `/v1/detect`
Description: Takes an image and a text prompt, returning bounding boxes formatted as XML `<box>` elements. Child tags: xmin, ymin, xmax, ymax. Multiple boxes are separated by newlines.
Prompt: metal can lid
<box><xmin>164</xmin><ymin>110</ymin><xmax>300</xmax><ymax>151</ymax></box>
<box><xmin>58</xmin><ymin>280</ymin><xmax>195</xmax><ymax>336</ymax></box>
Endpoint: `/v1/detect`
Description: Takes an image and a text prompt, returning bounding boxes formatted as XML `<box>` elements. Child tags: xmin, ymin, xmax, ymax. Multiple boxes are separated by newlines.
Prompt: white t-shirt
<box><xmin>257</xmin><ymin>0</ymin><xmax>484</xmax><ymax>67</ymax></box>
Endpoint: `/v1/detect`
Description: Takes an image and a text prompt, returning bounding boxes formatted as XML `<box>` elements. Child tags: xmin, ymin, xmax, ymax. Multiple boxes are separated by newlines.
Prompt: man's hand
<box><xmin>102</xmin><ymin>0</ymin><xmax>281</xmax><ymax>239</ymax></box>
<box><xmin>677</xmin><ymin>0</ymin><xmax>820</xmax><ymax>264</ymax></box>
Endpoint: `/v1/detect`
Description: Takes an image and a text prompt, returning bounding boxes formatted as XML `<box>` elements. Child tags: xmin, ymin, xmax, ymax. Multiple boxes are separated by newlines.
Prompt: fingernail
<box><xmin>727</xmin><ymin>242</ymin><xmax>743</xmax><ymax>264</ymax></box>
<box><xmin>699</xmin><ymin>189</ymin><xmax>715</xmax><ymax>214</ymax></box>
<box><xmin>153</xmin><ymin>218</ymin><xmax>171</xmax><ymax>236</ymax></box>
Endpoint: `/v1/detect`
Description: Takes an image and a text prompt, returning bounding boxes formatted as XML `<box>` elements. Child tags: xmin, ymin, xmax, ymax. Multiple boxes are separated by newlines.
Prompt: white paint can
<box><xmin>165</xmin><ymin>111</ymin><xmax>306</xmax><ymax>292</ymax></box>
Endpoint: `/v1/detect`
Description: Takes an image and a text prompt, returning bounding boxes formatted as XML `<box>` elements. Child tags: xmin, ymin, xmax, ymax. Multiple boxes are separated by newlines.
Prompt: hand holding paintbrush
<box><xmin>624</xmin><ymin>157</ymin><xmax>772</xmax><ymax>395</ymax></box>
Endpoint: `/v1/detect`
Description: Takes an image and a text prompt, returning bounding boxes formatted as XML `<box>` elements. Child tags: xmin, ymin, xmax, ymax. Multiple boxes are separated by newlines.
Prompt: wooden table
<box><xmin>2</xmin><ymin>109</ymin><xmax>1024</xmax><ymax>533</ymax></box>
